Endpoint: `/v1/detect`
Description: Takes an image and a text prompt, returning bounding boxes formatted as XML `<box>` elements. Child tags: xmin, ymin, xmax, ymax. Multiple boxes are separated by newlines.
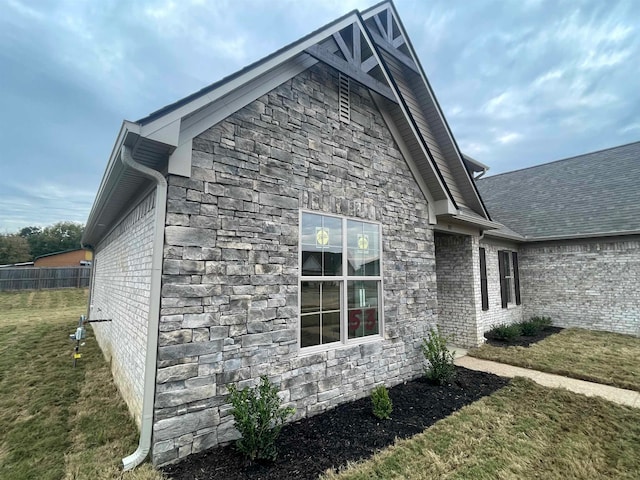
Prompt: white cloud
<box><xmin>496</xmin><ymin>132</ymin><xmax>523</xmax><ymax>145</ymax></box>
<box><xmin>619</xmin><ymin>123</ymin><xmax>640</xmax><ymax>134</ymax></box>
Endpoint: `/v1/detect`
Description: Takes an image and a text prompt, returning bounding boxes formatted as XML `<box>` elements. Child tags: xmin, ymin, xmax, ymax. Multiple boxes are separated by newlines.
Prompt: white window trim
<box><xmin>298</xmin><ymin>209</ymin><xmax>385</xmax><ymax>354</ymax></box>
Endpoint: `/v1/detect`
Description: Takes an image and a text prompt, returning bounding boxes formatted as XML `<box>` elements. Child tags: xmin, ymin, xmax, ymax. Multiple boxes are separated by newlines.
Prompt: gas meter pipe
<box><xmin>120</xmin><ymin>145</ymin><xmax>167</xmax><ymax>471</ymax></box>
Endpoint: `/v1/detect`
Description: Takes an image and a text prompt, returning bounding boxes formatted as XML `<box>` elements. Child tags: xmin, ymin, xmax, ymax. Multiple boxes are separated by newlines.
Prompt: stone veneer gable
<box><xmin>152</xmin><ymin>63</ymin><xmax>438</xmax><ymax>465</ymax></box>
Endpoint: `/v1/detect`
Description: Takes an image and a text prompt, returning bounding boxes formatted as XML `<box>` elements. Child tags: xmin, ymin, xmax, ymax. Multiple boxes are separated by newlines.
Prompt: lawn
<box><xmin>322</xmin><ymin>377</ymin><xmax>640</xmax><ymax>480</ymax></box>
<box><xmin>469</xmin><ymin>328</ymin><xmax>640</xmax><ymax>392</ymax></box>
<box><xmin>3</xmin><ymin>291</ymin><xmax>639</xmax><ymax>480</ymax></box>
<box><xmin>0</xmin><ymin>289</ymin><xmax>164</xmax><ymax>480</ymax></box>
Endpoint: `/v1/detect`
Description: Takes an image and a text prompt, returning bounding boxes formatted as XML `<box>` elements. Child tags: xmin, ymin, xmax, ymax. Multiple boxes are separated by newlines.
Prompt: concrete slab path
<box><xmin>454</xmin><ymin>354</ymin><xmax>640</xmax><ymax>409</ymax></box>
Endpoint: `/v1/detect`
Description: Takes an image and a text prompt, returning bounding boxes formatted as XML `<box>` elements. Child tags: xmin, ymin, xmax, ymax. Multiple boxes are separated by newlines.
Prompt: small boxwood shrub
<box><xmin>519</xmin><ymin>320</ymin><xmax>542</xmax><ymax>336</ymax></box>
<box><xmin>531</xmin><ymin>316</ymin><xmax>552</xmax><ymax>330</ymax></box>
<box><xmin>422</xmin><ymin>327</ymin><xmax>456</xmax><ymax>384</ymax></box>
<box><xmin>228</xmin><ymin>375</ymin><xmax>295</xmax><ymax>461</ymax></box>
<box><xmin>371</xmin><ymin>385</ymin><xmax>393</xmax><ymax>420</ymax></box>
<box><xmin>486</xmin><ymin>323</ymin><xmax>522</xmax><ymax>341</ymax></box>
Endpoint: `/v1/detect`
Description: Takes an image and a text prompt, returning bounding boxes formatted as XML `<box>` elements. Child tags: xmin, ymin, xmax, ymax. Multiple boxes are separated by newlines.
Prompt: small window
<box><xmin>479</xmin><ymin>247</ymin><xmax>488</xmax><ymax>311</ymax></box>
<box><xmin>498</xmin><ymin>250</ymin><xmax>520</xmax><ymax>308</ymax></box>
<box><xmin>300</xmin><ymin>212</ymin><xmax>382</xmax><ymax>349</ymax></box>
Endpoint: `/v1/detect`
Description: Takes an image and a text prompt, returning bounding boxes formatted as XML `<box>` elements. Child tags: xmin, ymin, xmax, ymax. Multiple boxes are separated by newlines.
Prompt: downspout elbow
<box><xmin>120</xmin><ymin>145</ymin><xmax>167</xmax><ymax>471</ymax></box>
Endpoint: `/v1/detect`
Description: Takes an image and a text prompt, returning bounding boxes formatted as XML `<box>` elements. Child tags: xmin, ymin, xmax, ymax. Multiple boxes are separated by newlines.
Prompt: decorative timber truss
<box><xmin>305</xmin><ymin>4</ymin><xmax>415</xmax><ymax>104</ymax></box>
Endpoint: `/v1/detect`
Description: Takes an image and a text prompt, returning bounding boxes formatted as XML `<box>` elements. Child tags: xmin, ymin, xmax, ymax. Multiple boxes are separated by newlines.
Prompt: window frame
<box><xmin>479</xmin><ymin>247</ymin><xmax>489</xmax><ymax>311</ymax></box>
<box><xmin>498</xmin><ymin>250</ymin><xmax>521</xmax><ymax>308</ymax></box>
<box><xmin>298</xmin><ymin>210</ymin><xmax>384</xmax><ymax>353</ymax></box>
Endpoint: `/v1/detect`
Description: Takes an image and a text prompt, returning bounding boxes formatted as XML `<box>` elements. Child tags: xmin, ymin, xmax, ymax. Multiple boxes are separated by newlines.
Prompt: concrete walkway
<box><xmin>451</xmin><ymin>348</ymin><xmax>640</xmax><ymax>409</ymax></box>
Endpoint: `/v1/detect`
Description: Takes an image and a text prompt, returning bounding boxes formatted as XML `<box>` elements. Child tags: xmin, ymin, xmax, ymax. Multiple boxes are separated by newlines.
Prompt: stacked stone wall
<box><xmin>520</xmin><ymin>236</ymin><xmax>640</xmax><ymax>336</ymax></box>
<box><xmin>151</xmin><ymin>63</ymin><xmax>437</xmax><ymax>465</ymax></box>
<box><xmin>90</xmin><ymin>190</ymin><xmax>156</xmax><ymax>425</ymax></box>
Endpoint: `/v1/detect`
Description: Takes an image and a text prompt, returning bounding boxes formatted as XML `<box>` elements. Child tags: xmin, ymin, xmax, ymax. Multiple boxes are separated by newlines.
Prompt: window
<box><xmin>300</xmin><ymin>212</ymin><xmax>382</xmax><ymax>349</ymax></box>
<box><xmin>498</xmin><ymin>250</ymin><xmax>521</xmax><ymax>308</ymax></box>
<box><xmin>479</xmin><ymin>247</ymin><xmax>488</xmax><ymax>311</ymax></box>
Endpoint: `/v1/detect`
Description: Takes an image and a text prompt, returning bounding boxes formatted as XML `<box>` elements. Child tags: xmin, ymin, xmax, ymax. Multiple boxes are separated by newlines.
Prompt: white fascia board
<box><xmin>137</xmin><ymin>14</ymin><xmax>360</xmax><ymax>141</ymax></box>
<box><xmin>448</xmin><ymin>213</ymin><xmax>502</xmax><ymax>230</ymax></box>
<box><xmin>143</xmin><ymin>118</ymin><xmax>180</xmax><ymax>147</ymax></box>
<box><xmin>382</xmin><ymin>3</ymin><xmax>490</xmax><ymax>220</ymax></box>
<box><xmin>362</xmin><ymin>2</ymin><xmax>392</xmax><ymax>20</ymax></box>
<box><xmin>483</xmin><ymin>229</ymin><xmax>526</xmax><ymax>242</ymax></box>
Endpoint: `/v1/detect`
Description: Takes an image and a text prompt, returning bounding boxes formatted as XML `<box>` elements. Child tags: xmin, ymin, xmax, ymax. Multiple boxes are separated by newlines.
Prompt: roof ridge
<box><xmin>479</xmin><ymin>139</ymin><xmax>640</xmax><ymax>181</ymax></box>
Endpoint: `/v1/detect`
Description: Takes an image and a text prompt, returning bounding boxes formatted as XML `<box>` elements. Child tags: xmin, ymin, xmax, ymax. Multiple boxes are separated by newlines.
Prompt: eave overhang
<box><xmin>82</xmin><ymin>122</ymin><xmax>174</xmax><ymax>247</ymax></box>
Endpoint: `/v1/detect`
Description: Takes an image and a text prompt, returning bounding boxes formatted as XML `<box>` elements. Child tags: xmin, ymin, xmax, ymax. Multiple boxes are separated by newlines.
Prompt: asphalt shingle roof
<box><xmin>476</xmin><ymin>141</ymin><xmax>640</xmax><ymax>240</ymax></box>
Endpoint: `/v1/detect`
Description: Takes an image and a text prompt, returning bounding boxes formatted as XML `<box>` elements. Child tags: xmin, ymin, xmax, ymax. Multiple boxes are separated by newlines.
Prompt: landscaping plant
<box><xmin>228</xmin><ymin>375</ymin><xmax>295</xmax><ymax>461</ymax></box>
<box><xmin>519</xmin><ymin>319</ymin><xmax>542</xmax><ymax>336</ymax></box>
<box><xmin>371</xmin><ymin>385</ymin><xmax>393</xmax><ymax>420</ymax></box>
<box><xmin>422</xmin><ymin>327</ymin><xmax>456</xmax><ymax>384</ymax></box>
<box><xmin>486</xmin><ymin>323</ymin><xmax>522</xmax><ymax>342</ymax></box>
<box><xmin>530</xmin><ymin>315</ymin><xmax>552</xmax><ymax>330</ymax></box>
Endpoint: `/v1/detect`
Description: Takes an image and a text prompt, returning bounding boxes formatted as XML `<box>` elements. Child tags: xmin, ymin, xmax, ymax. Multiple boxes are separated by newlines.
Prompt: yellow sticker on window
<box><xmin>316</xmin><ymin>228</ymin><xmax>329</xmax><ymax>246</ymax></box>
<box><xmin>357</xmin><ymin>234</ymin><xmax>369</xmax><ymax>250</ymax></box>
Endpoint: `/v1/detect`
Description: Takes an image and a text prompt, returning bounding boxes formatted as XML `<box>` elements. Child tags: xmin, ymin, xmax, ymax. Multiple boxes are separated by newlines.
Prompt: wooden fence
<box><xmin>0</xmin><ymin>266</ymin><xmax>91</xmax><ymax>291</ymax></box>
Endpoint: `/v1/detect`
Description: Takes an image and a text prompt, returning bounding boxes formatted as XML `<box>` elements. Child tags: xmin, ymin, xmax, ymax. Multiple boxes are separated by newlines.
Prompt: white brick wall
<box><xmin>520</xmin><ymin>236</ymin><xmax>640</xmax><ymax>336</ymax></box>
<box><xmin>90</xmin><ymin>191</ymin><xmax>156</xmax><ymax>425</ymax></box>
<box><xmin>435</xmin><ymin>233</ymin><xmax>479</xmax><ymax>347</ymax></box>
<box><xmin>477</xmin><ymin>238</ymin><xmax>524</xmax><ymax>337</ymax></box>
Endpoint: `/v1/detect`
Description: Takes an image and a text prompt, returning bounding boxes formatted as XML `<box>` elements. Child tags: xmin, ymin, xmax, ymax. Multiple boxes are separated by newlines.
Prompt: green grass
<box><xmin>322</xmin><ymin>377</ymin><xmax>640</xmax><ymax>480</ymax></box>
<box><xmin>470</xmin><ymin>328</ymin><xmax>640</xmax><ymax>391</ymax></box>
<box><xmin>0</xmin><ymin>289</ymin><xmax>164</xmax><ymax>480</ymax></box>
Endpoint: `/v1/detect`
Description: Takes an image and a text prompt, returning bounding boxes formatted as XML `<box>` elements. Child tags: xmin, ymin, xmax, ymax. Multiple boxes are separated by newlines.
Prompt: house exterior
<box><xmin>81</xmin><ymin>0</ymin><xmax>638</xmax><ymax>470</ymax></box>
<box><xmin>476</xmin><ymin>141</ymin><xmax>640</xmax><ymax>337</ymax></box>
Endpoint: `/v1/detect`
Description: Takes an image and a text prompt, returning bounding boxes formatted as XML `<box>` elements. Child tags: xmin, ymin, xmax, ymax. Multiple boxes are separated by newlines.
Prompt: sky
<box><xmin>1</xmin><ymin>0</ymin><xmax>639</xmax><ymax>233</ymax></box>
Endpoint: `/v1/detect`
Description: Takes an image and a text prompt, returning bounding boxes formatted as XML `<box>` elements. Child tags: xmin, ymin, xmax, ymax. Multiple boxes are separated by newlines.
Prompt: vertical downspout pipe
<box><xmin>120</xmin><ymin>145</ymin><xmax>167</xmax><ymax>470</ymax></box>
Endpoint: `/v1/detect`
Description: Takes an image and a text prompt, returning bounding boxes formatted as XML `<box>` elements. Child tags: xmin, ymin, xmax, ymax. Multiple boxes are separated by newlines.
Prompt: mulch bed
<box><xmin>163</xmin><ymin>367</ymin><xmax>509</xmax><ymax>480</ymax></box>
<box><xmin>484</xmin><ymin>326</ymin><xmax>564</xmax><ymax>348</ymax></box>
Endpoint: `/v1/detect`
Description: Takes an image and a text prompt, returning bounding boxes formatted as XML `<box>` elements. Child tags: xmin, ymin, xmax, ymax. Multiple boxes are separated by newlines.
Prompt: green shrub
<box><xmin>531</xmin><ymin>316</ymin><xmax>552</xmax><ymax>330</ymax></box>
<box><xmin>422</xmin><ymin>327</ymin><xmax>456</xmax><ymax>384</ymax></box>
<box><xmin>371</xmin><ymin>385</ymin><xmax>393</xmax><ymax>420</ymax></box>
<box><xmin>487</xmin><ymin>323</ymin><xmax>523</xmax><ymax>341</ymax></box>
<box><xmin>519</xmin><ymin>320</ymin><xmax>542</xmax><ymax>336</ymax></box>
<box><xmin>228</xmin><ymin>375</ymin><xmax>295</xmax><ymax>461</ymax></box>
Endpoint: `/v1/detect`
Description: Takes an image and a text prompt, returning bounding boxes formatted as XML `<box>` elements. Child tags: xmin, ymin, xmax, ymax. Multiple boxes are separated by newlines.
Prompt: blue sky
<box><xmin>1</xmin><ymin>0</ymin><xmax>639</xmax><ymax>232</ymax></box>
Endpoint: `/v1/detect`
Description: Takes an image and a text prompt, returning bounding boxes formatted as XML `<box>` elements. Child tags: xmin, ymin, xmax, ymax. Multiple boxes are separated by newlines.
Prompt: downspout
<box><xmin>120</xmin><ymin>145</ymin><xmax>167</xmax><ymax>471</ymax></box>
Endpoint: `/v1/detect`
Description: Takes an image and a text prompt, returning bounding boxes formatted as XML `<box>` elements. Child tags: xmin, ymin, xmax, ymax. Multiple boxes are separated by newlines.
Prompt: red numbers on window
<box><xmin>348</xmin><ymin>309</ymin><xmax>377</xmax><ymax>332</ymax></box>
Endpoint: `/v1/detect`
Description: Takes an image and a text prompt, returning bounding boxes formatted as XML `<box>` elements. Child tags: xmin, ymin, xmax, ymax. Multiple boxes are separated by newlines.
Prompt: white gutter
<box><xmin>120</xmin><ymin>145</ymin><xmax>167</xmax><ymax>471</ymax></box>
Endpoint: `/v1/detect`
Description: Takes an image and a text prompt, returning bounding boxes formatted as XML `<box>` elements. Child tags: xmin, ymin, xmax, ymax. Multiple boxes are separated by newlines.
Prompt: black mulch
<box><xmin>483</xmin><ymin>326</ymin><xmax>564</xmax><ymax>348</ymax></box>
<box><xmin>163</xmin><ymin>367</ymin><xmax>509</xmax><ymax>480</ymax></box>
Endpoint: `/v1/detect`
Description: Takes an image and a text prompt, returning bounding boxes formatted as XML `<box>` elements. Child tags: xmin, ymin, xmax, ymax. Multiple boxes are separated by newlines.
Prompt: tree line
<box><xmin>0</xmin><ymin>222</ymin><xmax>84</xmax><ymax>265</ymax></box>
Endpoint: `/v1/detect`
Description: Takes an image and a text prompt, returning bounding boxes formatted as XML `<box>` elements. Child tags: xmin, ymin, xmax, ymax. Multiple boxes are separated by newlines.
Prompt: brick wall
<box><xmin>90</xmin><ymin>191</ymin><xmax>156</xmax><ymax>425</ymax></box>
<box><xmin>477</xmin><ymin>238</ymin><xmax>524</xmax><ymax>336</ymax></box>
<box><xmin>434</xmin><ymin>233</ymin><xmax>479</xmax><ymax>347</ymax></box>
<box><xmin>520</xmin><ymin>236</ymin><xmax>640</xmax><ymax>336</ymax></box>
<box><xmin>151</xmin><ymin>63</ymin><xmax>437</xmax><ymax>465</ymax></box>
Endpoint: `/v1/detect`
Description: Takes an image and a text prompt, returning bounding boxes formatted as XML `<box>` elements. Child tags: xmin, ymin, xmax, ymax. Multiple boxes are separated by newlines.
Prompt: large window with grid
<box><xmin>300</xmin><ymin>212</ymin><xmax>383</xmax><ymax>350</ymax></box>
